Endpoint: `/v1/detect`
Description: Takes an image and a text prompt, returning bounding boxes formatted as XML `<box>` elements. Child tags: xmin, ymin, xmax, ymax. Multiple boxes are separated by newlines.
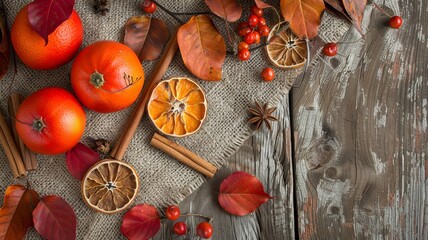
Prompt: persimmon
<box><xmin>71</xmin><ymin>41</ymin><xmax>145</xmax><ymax>113</ymax></box>
<box><xmin>15</xmin><ymin>88</ymin><xmax>86</xmax><ymax>155</ymax></box>
<box><xmin>11</xmin><ymin>5</ymin><xmax>83</xmax><ymax>70</ymax></box>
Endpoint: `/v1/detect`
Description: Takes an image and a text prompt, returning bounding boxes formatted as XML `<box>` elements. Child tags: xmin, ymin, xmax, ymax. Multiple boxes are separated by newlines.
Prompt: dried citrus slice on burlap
<box><xmin>148</xmin><ymin>77</ymin><xmax>207</xmax><ymax>137</ymax></box>
<box><xmin>266</xmin><ymin>23</ymin><xmax>307</xmax><ymax>69</ymax></box>
<box><xmin>82</xmin><ymin>160</ymin><xmax>139</xmax><ymax>214</ymax></box>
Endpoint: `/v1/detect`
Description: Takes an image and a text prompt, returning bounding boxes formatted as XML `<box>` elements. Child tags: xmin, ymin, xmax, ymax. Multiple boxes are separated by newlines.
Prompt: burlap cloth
<box><xmin>0</xmin><ymin>0</ymin><xmax>349</xmax><ymax>239</ymax></box>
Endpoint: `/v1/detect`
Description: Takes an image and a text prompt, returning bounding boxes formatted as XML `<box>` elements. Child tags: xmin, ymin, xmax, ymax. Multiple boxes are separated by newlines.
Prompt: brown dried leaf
<box><xmin>342</xmin><ymin>0</ymin><xmax>367</xmax><ymax>33</ymax></box>
<box><xmin>0</xmin><ymin>185</ymin><xmax>40</xmax><ymax>239</ymax></box>
<box><xmin>280</xmin><ymin>0</ymin><xmax>325</xmax><ymax>39</ymax></box>
<box><xmin>124</xmin><ymin>16</ymin><xmax>169</xmax><ymax>61</ymax></box>
<box><xmin>205</xmin><ymin>0</ymin><xmax>242</xmax><ymax>22</ymax></box>
<box><xmin>0</xmin><ymin>6</ymin><xmax>9</xmax><ymax>80</ymax></box>
<box><xmin>177</xmin><ymin>15</ymin><xmax>226</xmax><ymax>81</ymax></box>
<box><xmin>324</xmin><ymin>0</ymin><xmax>349</xmax><ymax>18</ymax></box>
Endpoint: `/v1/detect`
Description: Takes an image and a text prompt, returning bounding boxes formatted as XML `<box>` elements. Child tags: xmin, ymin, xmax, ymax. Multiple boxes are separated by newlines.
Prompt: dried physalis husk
<box><xmin>266</xmin><ymin>22</ymin><xmax>307</xmax><ymax>69</ymax></box>
<box><xmin>81</xmin><ymin>160</ymin><xmax>139</xmax><ymax>214</ymax></box>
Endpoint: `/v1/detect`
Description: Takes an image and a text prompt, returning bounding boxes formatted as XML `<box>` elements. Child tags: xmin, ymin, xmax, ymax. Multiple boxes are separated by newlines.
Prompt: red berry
<box><xmin>141</xmin><ymin>0</ymin><xmax>156</xmax><ymax>13</ymax></box>
<box><xmin>258</xmin><ymin>17</ymin><xmax>266</xmax><ymax>26</ymax></box>
<box><xmin>322</xmin><ymin>43</ymin><xmax>338</xmax><ymax>57</ymax></box>
<box><xmin>261</xmin><ymin>67</ymin><xmax>275</xmax><ymax>81</ymax></box>
<box><xmin>253</xmin><ymin>31</ymin><xmax>261</xmax><ymax>44</ymax></box>
<box><xmin>244</xmin><ymin>32</ymin><xmax>256</xmax><ymax>44</ymax></box>
<box><xmin>250</xmin><ymin>5</ymin><xmax>263</xmax><ymax>17</ymax></box>
<box><xmin>196</xmin><ymin>222</ymin><xmax>213</xmax><ymax>239</ymax></box>
<box><xmin>389</xmin><ymin>16</ymin><xmax>403</xmax><ymax>29</ymax></box>
<box><xmin>258</xmin><ymin>25</ymin><xmax>270</xmax><ymax>37</ymax></box>
<box><xmin>248</xmin><ymin>15</ymin><xmax>259</xmax><ymax>27</ymax></box>
<box><xmin>238</xmin><ymin>49</ymin><xmax>250</xmax><ymax>61</ymax></box>
<box><xmin>237</xmin><ymin>22</ymin><xmax>250</xmax><ymax>31</ymax></box>
<box><xmin>165</xmin><ymin>205</ymin><xmax>180</xmax><ymax>220</ymax></box>
<box><xmin>238</xmin><ymin>27</ymin><xmax>252</xmax><ymax>37</ymax></box>
<box><xmin>238</xmin><ymin>41</ymin><xmax>249</xmax><ymax>51</ymax></box>
<box><xmin>173</xmin><ymin>222</ymin><xmax>187</xmax><ymax>235</ymax></box>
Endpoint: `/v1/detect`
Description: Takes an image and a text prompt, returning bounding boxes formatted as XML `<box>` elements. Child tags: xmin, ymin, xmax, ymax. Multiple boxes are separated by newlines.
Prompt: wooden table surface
<box><xmin>156</xmin><ymin>0</ymin><xmax>427</xmax><ymax>239</ymax></box>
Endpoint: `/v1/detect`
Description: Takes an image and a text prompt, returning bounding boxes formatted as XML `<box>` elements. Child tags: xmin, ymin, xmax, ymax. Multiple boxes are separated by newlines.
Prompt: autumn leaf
<box><xmin>177</xmin><ymin>15</ymin><xmax>226</xmax><ymax>81</ymax></box>
<box><xmin>205</xmin><ymin>0</ymin><xmax>242</xmax><ymax>22</ymax></box>
<box><xmin>0</xmin><ymin>185</ymin><xmax>40</xmax><ymax>240</ymax></box>
<box><xmin>28</xmin><ymin>0</ymin><xmax>76</xmax><ymax>45</ymax></box>
<box><xmin>121</xmin><ymin>204</ymin><xmax>161</xmax><ymax>240</ymax></box>
<box><xmin>0</xmin><ymin>6</ymin><xmax>9</xmax><ymax>80</ymax></box>
<box><xmin>218</xmin><ymin>171</ymin><xmax>272</xmax><ymax>216</ymax></box>
<box><xmin>65</xmin><ymin>142</ymin><xmax>100</xmax><ymax>180</ymax></box>
<box><xmin>33</xmin><ymin>195</ymin><xmax>77</xmax><ymax>240</ymax></box>
<box><xmin>324</xmin><ymin>0</ymin><xmax>349</xmax><ymax>18</ymax></box>
<box><xmin>254</xmin><ymin>0</ymin><xmax>272</xmax><ymax>9</ymax></box>
<box><xmin>342</xmin><ymin>0</ymin><xmax>367</xmax><ymax>33</ymax></box>
<box><xmin>124</xmin><ymin>16</ymin><xmax>169</xmax><ymax>61</ymax></box>
<box><xmin>280</xmin><ymin>0</ymin><xmax>325</xmax><ymax>39</ymax></box>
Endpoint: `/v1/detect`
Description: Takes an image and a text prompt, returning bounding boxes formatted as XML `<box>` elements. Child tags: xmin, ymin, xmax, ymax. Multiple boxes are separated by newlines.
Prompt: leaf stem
<box><xmin>151</xmin><ymin>0</ymin><xmax>184</xmax><ymax>25</ymax></box>
<box><xmin>373</xmin><ymin>3</ymin><xmax>392</xmax><ymax>18</ymax></box>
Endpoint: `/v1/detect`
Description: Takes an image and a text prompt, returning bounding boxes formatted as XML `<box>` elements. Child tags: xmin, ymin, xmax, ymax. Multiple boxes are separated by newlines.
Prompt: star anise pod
<box><xmin>91</xmin><ymin>138</ymin><xmax>111</xmax><ymax>155</ymax></box>
<box><xmin>93</xmin><ymin>0</ymin><xmax>109</xmax><ymax>16</ymax></box>
<box><xmin>247</xmin><ymin>101</ymin><xmax>278</xmax><ymax>131</ymax></box>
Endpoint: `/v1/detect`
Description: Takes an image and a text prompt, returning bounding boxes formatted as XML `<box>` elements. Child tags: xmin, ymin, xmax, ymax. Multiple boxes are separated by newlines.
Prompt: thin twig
<box><xmin>151</xmin><ymin>0</ymin><xmax>184</xmax><ymax>25</ymax></box>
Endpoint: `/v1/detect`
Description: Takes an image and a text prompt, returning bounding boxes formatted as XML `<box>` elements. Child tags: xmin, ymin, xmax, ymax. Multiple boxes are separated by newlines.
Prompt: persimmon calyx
<box><xmin>90</xmin><ymin>71</ymin><xmax>105</xmax><ymax>88</ymax></box>
<box><xmin>32</xmin><ymin>118</ymin><xmax>46</xmax><ymax>133</ymax></box>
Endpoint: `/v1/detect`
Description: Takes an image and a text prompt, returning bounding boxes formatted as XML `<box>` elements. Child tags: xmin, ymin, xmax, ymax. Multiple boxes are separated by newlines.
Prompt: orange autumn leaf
<box><xmin>280</xmin><ymin>0</ymin><xmax>325</xmax><ymax>39</ymax></box>
<box><xmin>0</xmin><ymin>7</ymin><xmax>9</xmax><ymax>80</ymax></box>
<box><xmin>0</xmin><ymin>185</ymin><xmax>40</xmax><ymax>240</ymax></box>
<box><xmin>342</xmin><ymin>0</ymin><xmax>367</xmax><ymax>33</ymax></box>
<box><xmin>177</xmin><ymin>15</ymin><xmax>226</xmax><ymax>81</ymax></box>
<box><xmin>205</xmin><ymin>0</ymin><xmax>242</xmax><ymax>22</ymax></box>
<box><xmin>124</xmin><ymin>16</ymin><xmax>169</xmax><ymax>61</ymax></box>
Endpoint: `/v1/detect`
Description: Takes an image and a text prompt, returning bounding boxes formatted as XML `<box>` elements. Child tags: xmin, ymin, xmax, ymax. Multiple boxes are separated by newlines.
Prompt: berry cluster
<box><xmin>237</xmin><ymin>5</ymin><xmax>271</xmax><ymax>61</ymax></box>
<box><xmin>322</xmin><ymin>6</ymin><xmax>403</xmax><ymax>57</ymax></box>
<box><xmin>165</xmin><ymin>205</ymin><xmax>214</xmax><ymax>239</ymax></box>
<box><xmin>141</xmin><ymin>0</ymin><xmax>157</xmax><ymax>14</ymax></box>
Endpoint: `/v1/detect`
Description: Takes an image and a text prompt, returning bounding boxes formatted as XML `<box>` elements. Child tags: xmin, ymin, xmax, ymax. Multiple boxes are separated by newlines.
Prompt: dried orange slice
<box><xmin>148</xmin><ymin>77</ymin><xmax>207</xmax><ymax>137</ymax></box>
<box><xmin>266</xmin><ymin>23</ymin><xmax>307</xmax><ymax>69</ymax></box>
<box><xmin>81</xmin><ymin>160</ymin><xmax>139</xmax><ymax>214</ymax></box>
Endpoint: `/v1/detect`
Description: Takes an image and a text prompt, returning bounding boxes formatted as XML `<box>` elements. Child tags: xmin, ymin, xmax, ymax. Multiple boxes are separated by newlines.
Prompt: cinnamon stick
<box><xmin>153</xmin><ymin>133</ymin><xmax>217</xmax><ymax>174</ymax></box>
<box><xmin>150</xmin><ymin>133</ymin><xmax>217</xmax><ymax>178</ymax></box>
<box><xmin>0</xmin><ymin>110</ymin><xmax>26</xmax><ymax>178</ymax></box>
<box><xmin>8</xmin><ymin>93</ymin><xmax>37</xmax><ymax>171</ymax></box>
<box><xmin>111</xmin><ymin>31</ymin><xmax>179</xmax><ymax>160</ymax></box>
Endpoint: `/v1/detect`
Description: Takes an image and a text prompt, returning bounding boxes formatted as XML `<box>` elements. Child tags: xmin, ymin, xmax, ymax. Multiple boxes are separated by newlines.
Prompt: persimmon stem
<box><xmin>151</xmin><ymin>0</ymin><xmax>184</xmax><ymax>25</ymax></box>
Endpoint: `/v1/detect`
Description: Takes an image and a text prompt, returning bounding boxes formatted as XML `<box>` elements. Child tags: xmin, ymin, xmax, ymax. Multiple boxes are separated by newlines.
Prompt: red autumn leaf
<box><xmin>65</xmin><ymin>142</ymin><xmax>100</xmax><ymax>180</ymax></box>
<box><xmin>342</xmin><ymin>0</ymin><xmax>367</xmax><ymax>33</ymax></box>
<box><xmin>0</xmin><ymin>185</ymin><xmax>40</xmax><ymax>240</ymax></box>
<box><xmin>124</xmin><ymin>16</ymin><xmax>169</xmax><ymax>61</ymax></box>
<box><xmin>280</xmin><ymin>0</ymin><xmax>325</xmax><ymax>39</ymax></box>
<box><xmin>205</xmin><ymin>0</ymin><xmax>242</xmax><ymax>22</ymax></box>
<box><xmin>218</xmin><ymin>171</ymin><xmax>272</xmax><ymax>216</ymax></box>
<box><xmin>0</xmin><ymin>7</ymin><xmax>9</xmax><ymax>80</ymax></box>
<box><xmin>324</xmin><ymin>0</ymin><xmax>349</xmax><ymax>18</ymax></box>
<box><xmin>177</xmin><ymin>15</ymin><xmax>226</xmax><ymax>81</ymax></box>
<box><xmin>254</xmin><ymin>0</ymin><xmax>272</xmax><ymax>9</ymax></box>
<box><xmin>28</xmin><ymin>0</ymin><xmax>76</xmax><ymax>45</ymax></box>
<box><xmin>33</xmin><ymin>195</ymin><xmax>77</xmax><ymax>240</ymax></box>
<box><xmin>121</xmin><ymin>204</ymin><xmax>161</xmax><ymax>240</ymax></box>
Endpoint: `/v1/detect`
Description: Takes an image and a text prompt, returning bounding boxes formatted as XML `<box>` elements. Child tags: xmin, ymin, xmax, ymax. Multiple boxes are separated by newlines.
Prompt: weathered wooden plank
<box><xmin>155</xmin><ymin>94</ymin><xmax>294</xmax><ymax>239</ymax></box>
<box><xmin>292</xmin><ymin>0</ymin><xmax>427</xmax><ymax>239</ymax></box>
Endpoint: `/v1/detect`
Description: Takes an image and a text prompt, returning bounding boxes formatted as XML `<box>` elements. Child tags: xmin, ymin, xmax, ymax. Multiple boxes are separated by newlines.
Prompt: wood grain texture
<box><xmin>292</xmin><ymin>0</ymin><xmax>427</xmax><ymax>239</ymax></box>
<box><xmin>155</xmin><ymin>95</ymin><xmax>294</xmax><ymax>240</ymax></box>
